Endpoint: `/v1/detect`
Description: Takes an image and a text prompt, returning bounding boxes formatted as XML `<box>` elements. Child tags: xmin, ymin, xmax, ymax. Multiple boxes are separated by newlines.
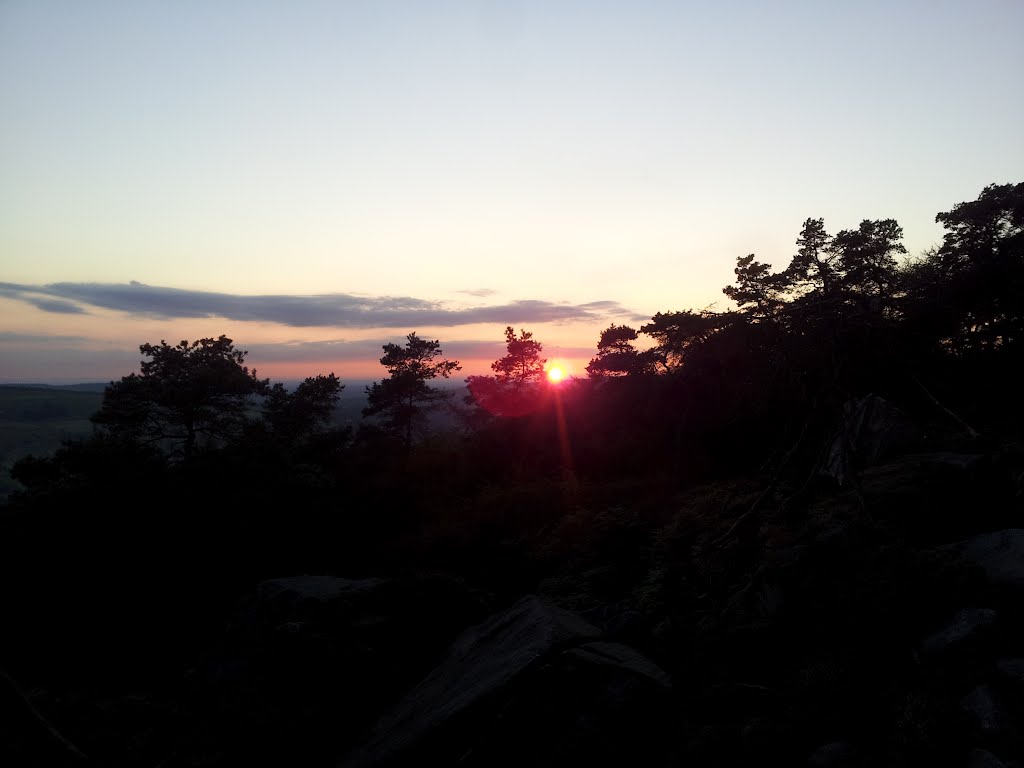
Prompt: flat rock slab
<box><xmin>919</xmin><ymin>608</ymin><xmax>998</xmax><ymax>659</ymax></box>
<box><xmin>943</xmin><ymin>529</ymin><xmax>1024</xmax><ymax>591</ymax></box>
<box><xmin>342</xmin><ymin>595</ymin><xmax>673</xmax><ymax>768</ymax></box>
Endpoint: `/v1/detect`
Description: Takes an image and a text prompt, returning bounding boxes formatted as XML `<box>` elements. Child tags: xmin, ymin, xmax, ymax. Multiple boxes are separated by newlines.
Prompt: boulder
<box><xmin>919</xmin><ymin>608</ymin><xmax>998</xmax><ymax>660</ymax></box>
<box><xmin>857</xmin><ymin>452</ymin><xmax>985</xmax><ymax>499</ymax></box>
<box><xmin>824</xmin><ymin>395</ymin><xmax>922</xmax><ymax>484</ymax></box>
<box><xmin>188</xmin><ymin>572</ymin><xmax>487</xmax><ymax>766</ymax></box>
<box><xmin>0</xmin><ymin>670</ymin><xmax>89</xmax><ymax>767</ymax></box>
<box><xmin>995</xmin><ymin>658</ymin><xmax>1024</xmax><ymax>684</ymax></box>
<box><xmin>961</xmin><ymin>685</ymin><xmax>1006</xmax><ymax>738</ymax></box>
<box><xmin>943</xmin><ymin>530</ymin><xmax>1024</xmax><ymax>591</ymax></box>
<box><xmin>342</xmin><ymin>595</ymin><xmax>674</xmax><ymax>768</ymax></box>
<box><xmin>808</xmin><ymin>740</ymin><xmax>858</xmax><ymax>767</ymax></box>
<box><xmin>842</xmin><ymin>452</ymin><xmax>987</xmax><ymax>540</ymax></box>
<box><xmin>968</xmin><ymin>749</ymin><xmax>1009</xmax><ymax>768</ymax></box>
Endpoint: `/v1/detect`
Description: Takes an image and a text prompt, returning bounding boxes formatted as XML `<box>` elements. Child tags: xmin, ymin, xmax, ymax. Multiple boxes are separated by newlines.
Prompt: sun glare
<box><xmin>547</xmin><ymin>366</ymin><xmax>565</xmax><ymax>383</ymax></box>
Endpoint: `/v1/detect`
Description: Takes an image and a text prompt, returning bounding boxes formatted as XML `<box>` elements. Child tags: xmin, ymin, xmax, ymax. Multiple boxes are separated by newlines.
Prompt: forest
<box><xmin>2</xmin><ymin>181</ymin><xmax>1023</xmax><ymax>767</ymax></box>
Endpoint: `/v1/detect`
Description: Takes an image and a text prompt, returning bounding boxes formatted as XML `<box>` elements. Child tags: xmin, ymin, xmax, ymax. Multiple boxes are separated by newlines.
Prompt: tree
<box><xmin>363</xmin><ymin>332</ymin><xmax>461</xmax><ymax>447</ymax></box>
<box><xmin>640</xmin><ymin>310</ymin><xmax>733</xmax><ymax>371</ymax></box>
<box><xmin>464</xmin><ymin>327</ymin><xmax>550</xmax><ymax>419</ymax></box>
<box><xmin>92</xmin><ymin>335</ymin><xmax>269</xmax><ymax>459</ymax></box>
<box><xmin>263</xmin><ymin>373</ymin><xmax>344</xmax><ymax>446</ymax></box>
<box><xmin>831</xmin><ymin>218</ymin><xmax>905</xmax><ymax>313</ymax></box>
<box><xmin>586</xmin><ymin>324</ymin><xmax>654</xmax><ymax>376</ymax></box>
<box><xmin>490</xmin><ymin>327</ymin><xmax>546</xmax><ymax>386</ymax></box>
<box><xmin>786</xmin><ymin>217</ymin><xmax>835</xmax><ymax>297</ymax></box>
<box><xmin>723</xmin><ymin>254</ymin><xmax>788</xmax><ymax>319</ymax></box>
<box><xmin>935</xmin><ymin>182</ymin><xmax>1024</xmax><ymax>266</ymax></box>
<box><xmin>466</xmin><ymin>327</ymin><xmax>554</xmax><ymax>419</ymax></box>
<box><xmin>906</xmin><ymin>182</ymin><xmax>1024</xmax><ymax>353</ymax></box>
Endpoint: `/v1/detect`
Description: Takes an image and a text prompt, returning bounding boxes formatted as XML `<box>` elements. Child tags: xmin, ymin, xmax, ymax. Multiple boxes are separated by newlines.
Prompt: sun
<box><xmin>547</xmin><ymin>366</ymin><xmax>565</xmax><ymax>383</ymax></box>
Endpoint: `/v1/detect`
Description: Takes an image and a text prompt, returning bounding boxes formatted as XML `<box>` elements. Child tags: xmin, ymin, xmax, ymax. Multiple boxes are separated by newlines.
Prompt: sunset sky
<box><xmin>2</xmin><ymin>1</ymin><xmax>1022</xmax><ymax>384</ymax></box>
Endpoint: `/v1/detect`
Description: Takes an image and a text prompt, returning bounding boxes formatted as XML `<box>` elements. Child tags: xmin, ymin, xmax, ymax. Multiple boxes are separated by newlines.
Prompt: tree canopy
<box><xmin>466</xmin><ymin>327</ymin><xmax>554</xmax><ymax>418</ymax></box>
<box><xmin>363</xmin><ymin>332</ymin><xmax>461</xmax><ymax>447</ymax></box>
<box><xmin>586</xmin><ymin>324</ymin><xmax>654</xmax><ymax>377</ymax></box>
<box><xmin>263</xmin><ymin>373</ymin><xmax>345</xmax><ymax>447</ymax></box>
<box><xmin>490</xmin><ymin>327</ymin><xmax>546</xmax><ymax>387</ymax></box>
<box><xmin>91</xmin><ymin>335</ymin><xmax>269</xmax><ymax>460</ymax></box>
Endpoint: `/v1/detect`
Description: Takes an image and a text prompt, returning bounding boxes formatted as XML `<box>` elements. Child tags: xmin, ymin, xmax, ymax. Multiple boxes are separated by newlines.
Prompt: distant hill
<box><xmin>0</xmin><ymin>382</ymin><xmax>110</xmax><ymax>392</ymax></box>
<box><xmin>0</xmin><ymin>385</ymin><xmax>105</xmax><ymax>498</ymax></box>
<box><xmin>0</xmin><ymin>382</ymin><xmax>369</xmax><ymax>498</ymax></box>
<box><xmin>0</xmin><ymin>380</ymin><xmax>472</xmax><ymax>498</ymax></box>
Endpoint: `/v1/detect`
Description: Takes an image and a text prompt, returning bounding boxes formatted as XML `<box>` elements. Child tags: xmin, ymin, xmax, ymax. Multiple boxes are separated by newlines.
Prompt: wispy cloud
<box><xmin>0</xmin><ymin>331</ymin><xmax>92</xmax><ymax>344</ymax></box>
<box><xmin>0</xmin><ymin>283</ymin><xmax>88</xmax><ymax>315</ymax></box>
<box><xmin>1</xmin><ymin>281</ymin><xmax>648</xmax><ymax>328</ymax></box>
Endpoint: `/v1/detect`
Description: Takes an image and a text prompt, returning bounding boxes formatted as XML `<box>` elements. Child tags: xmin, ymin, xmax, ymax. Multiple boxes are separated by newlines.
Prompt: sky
<box><xmin>2</xmin><ymin>0</ymin><xmax>1022</xmax><ymax>384</ymax></box>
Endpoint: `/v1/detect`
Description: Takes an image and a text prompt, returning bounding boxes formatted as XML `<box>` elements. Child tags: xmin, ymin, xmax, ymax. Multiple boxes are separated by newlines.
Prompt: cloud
<box><xmin>0</xmin><ymin>282</ymin><xmax>87</xmax><ymax>315</ymax></box>
<box><xmin>457</xmin><ymin>288</ymin><xmax>498</xmax><ymax>297</ymax></box>
<box><xmin>1</xmin><ymin>281</ymin><xmax>645</xmax><ymax>329</ymax></box>
<box><xmin>0</xmin><ymin>332</ymin><xmax>92</xmax><ymax>344</ymax></box>
<box><xmin>244</xmin><ymin>338</ymin><xmax>387</xmax><ymax>363</ymax></box>
<box><xmin>26</xmin><ymin>297</ymin><xmax>88</xmax><ymax>314</ymax></box>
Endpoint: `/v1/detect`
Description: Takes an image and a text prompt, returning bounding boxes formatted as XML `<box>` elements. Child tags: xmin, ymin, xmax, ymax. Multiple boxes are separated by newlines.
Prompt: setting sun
<box><xmin>547</xmin><ymin>366</ymin><xmax>565</xmax><ymax>383</ymax></box>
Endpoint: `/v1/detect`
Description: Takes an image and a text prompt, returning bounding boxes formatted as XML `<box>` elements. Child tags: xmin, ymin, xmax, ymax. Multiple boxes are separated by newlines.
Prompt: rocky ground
<box><xmin>4</xmin><ymin>399</ymin><xmax>1024</xmax><ymax>767</ymax></box>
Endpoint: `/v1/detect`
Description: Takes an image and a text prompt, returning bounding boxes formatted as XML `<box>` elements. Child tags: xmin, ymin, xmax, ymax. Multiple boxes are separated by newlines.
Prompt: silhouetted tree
<box><xmin>723</xmin><ymin>254</ymin><xmax>788</xmax><ymax>320</ymax></box>
<box><xmin>640</xmin><ymin>310</ymin><xmax>735</xmax><ymax>371</ymax></box>
<box><xmin>92</xmin><ymin>335</ymin><xmax>269</xmax><ymax>460</ymax></box>
<box><xmin>786</xmin><ymin>217</ymin><xmax>835</xmax><ymax>298</ymax></box>
<box><xmin>904</xmin><ymin>182</ymin><xmax>1024</xmax><ymax>355</ymax></box>
<box><xmin>364</xmin><ymin>333</ymin><xmax>461</xmax><ymax>448</ymax></box>
<box><xmin>490</xmin><ymin>326</ymin><xmax>546</xmax><ymax>386</ymax></box>
<box><xmin>587</xmin><ymin>324</ymin><xmax>653</xmax><ymax>376</ymax></box>
<box><xmin>465</xmin><ymin>327</ymin><xmax>549</xmax><ymax>419</ymax></box>
<box><xmin>831</xmin><ymin>218</ymin><xmax>905</xmax><ymax>314</ymax></box>
<box><xmin>264</xmin><ymin>374</ymin><xmax>344</xmax><ymax>443</ymax></box>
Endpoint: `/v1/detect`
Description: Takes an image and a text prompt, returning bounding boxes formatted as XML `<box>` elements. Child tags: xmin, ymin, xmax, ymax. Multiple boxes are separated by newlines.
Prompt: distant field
<box><xmin>0</xmin><ymin>385</ymin><xmax>104</xmax><ymax>498</ymax></box>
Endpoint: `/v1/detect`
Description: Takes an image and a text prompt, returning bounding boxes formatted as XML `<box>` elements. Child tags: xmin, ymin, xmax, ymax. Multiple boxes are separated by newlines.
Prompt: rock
<box><xmin>342</xmin><ymin>595</ymin><xmax>674</xmax><ymax>768</ymax></box>
<box><xmin>188</xmin><ymin>572</ymin><xmax>487</xmax><ymax>766</ymax></box>
<box><xmin>857</xmin><ymin>452</ymin><xmax>985</xmax><ymax>497</ymax></box>
<box><xmin>838</xmin><ymin>452</ymin><xmax>988</xmax><ymax>540</ymax></box>
<box><xmin>824</xmin><ymin>395</ymin><xmax>922</xmax><ymax>484</ymax></box>
<box><xmin>740</xmin><ymin>716</ymin><xmax>791</xmax><ymax>754</ymax></box>
<box><xmin>968</xmin><ymin>748</ymin><xmax>1008</xmax><ymax>767</ymax></box>
<box><xmin>919</xmin><ymin>608</ymin><xmax>998</xmax><ymax>659</ymax></box>
<box><xmin>961</xmin><ymin>685</ymin><xmax>1006</xmax><ymax>737</ymax></box>
<box><xmin>724</xmin><ymin>545</ymin><xmax>806</xmax><ymax>626</ymax></box>
<box><xmin>580</xmin><ymin>601</ymin><xmax>643</xmax><ymax>637</ymax></box>
<box><xmin>0</xmin><ymin>672</ymin><xmax>89</xmax><ymax>767</ymax></box>
<box><xmin>564</xmin><ymin>641</ymin><xmax>671</xmax><ymax>688</ymax></box>
<box><xmin>808</xmin><ymin>740</ymin><xmax>857</xmax><ymax>767</ymax></box>
<box><xmin>995</xmin><ymin>658</ymin><xmax>1024</xmax><ymax>684</ymax></box>
<box><xmin>245</xmin><ymin>575</ymin><xmax>387</xmax><ymax>628</ymax></box>
<box><xmin>259</xmin><ymin>573</ymin><xmax>384</xmax><ymax>602</ymax></box>
<box><xmin>944</xmin><ymin>530</ymin><xmax>1024</xmax><ymax>591</ymax></box>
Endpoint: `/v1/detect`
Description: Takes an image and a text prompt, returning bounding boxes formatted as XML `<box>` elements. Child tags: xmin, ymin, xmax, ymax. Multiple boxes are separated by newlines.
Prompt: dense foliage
<box><xmin>363</xmin><ymin>332</ymin><xmax>461</xmax><ymax>449</ymax></box>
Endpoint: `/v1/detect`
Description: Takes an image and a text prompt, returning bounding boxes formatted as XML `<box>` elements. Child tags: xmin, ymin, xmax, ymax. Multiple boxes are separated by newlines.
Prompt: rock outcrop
<box><xmin>342</xmin><ymin>595</ymin><xmax>674</xmax><ymax>768</ymax></box>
